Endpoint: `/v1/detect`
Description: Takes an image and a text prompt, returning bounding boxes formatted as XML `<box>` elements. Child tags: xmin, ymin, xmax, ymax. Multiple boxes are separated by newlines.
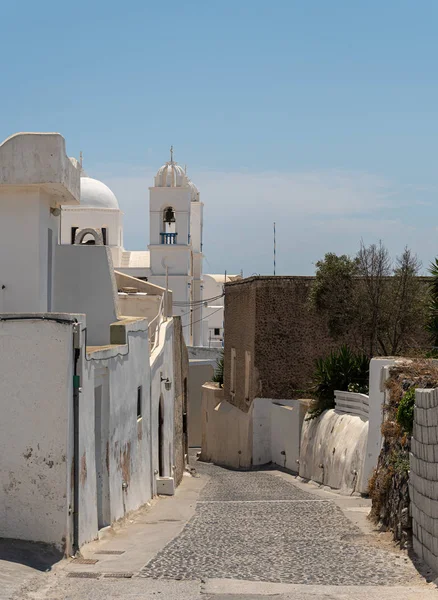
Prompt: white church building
<box><xmin>60</xmin><ymin>149</ymin><xmax>232</xmax><ymax>349</ymax></box>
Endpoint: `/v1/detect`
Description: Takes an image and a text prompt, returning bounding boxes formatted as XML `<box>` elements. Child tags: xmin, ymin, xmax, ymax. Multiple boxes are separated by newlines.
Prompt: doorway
<box><xmin>95</xmin><ymin>381</ymin><xmax>110</xmax><ymax>529</ymax></box>
<box><xmin>158</xmin><ymin>394</ymin><xmax>165</xmax><ymax>477</ymax></box>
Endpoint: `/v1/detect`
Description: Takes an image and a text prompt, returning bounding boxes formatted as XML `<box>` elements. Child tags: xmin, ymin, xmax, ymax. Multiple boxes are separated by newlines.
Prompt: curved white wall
<box><xmin>299</xmin><ymin>410</ymin><xmax>369</xmax><ymax>494</ymax></box>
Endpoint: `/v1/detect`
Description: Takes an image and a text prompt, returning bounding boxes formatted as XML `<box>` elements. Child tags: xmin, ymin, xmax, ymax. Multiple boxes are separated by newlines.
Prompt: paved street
<box><xmin>10</xmin><ymin>458</ymin><xmax>438</xmax><ymax>599</ymax></box>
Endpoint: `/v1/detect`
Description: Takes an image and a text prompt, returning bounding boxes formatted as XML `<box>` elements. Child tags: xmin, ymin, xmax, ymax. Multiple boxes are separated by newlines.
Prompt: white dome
<box><xmin>188</xmin><ymin>180</ymin><xmax>199</xmax><ymax>202</ymax></box>
<box><xmin>80</xmin><ymin>177</ymin><xmax>119</xmax><ymax>210</ymax></box>
<box><xmin>154</xmin><ymin>162</ymin><xmax>188</xmax><ymax>188</ymax></box>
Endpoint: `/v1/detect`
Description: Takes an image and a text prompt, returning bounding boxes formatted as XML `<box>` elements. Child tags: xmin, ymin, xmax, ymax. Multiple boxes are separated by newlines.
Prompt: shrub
<box><xmin>307</xmin><ymin>345</ymin><xmax>369</xmax><ymax>419</ymax></box>
<box><xmin>396</xmin><ymin>387</ymin><xmax>416</xmax><ymax>435</ymax></box>
<box><xmin>212</xmin><ymin>351</ymin><xmax>224</xmax><ymax>387</ymax></box>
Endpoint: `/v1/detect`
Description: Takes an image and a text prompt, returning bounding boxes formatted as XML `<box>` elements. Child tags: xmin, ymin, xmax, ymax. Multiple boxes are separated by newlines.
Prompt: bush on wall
<box><xmin>307</xmin><ymin>345</ymin><xmax>369</xmax><ymax>419</ymax></box>
<box><xmin>212</xmin><ymin>351</ymin><xmax>224</xmax><ymax>388</ymax></box>
<box><xmin>369</xmin><ymin>360</ymin><xmax>438</xmax><ymax>544</ymax></box>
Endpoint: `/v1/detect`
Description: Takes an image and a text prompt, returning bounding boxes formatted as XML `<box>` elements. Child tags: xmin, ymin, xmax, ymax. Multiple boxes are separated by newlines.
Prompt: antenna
<box><xmin>170</xmin><ymin>145</ymin><xmax>174</xmax><ymax>163</ymax></box>
<box><xmin>273</xmin><ymin>222</ymin><xmax>276</xmax><ymax>276</ymax></box>
<box><xmin>79</xmin><ymin>151</ymin><xmax>83</xmax><ymax>168</ymax></box>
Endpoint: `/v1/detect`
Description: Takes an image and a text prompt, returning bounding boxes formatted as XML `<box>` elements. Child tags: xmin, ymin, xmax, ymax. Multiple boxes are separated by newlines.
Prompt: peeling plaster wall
<box><xmin>0</xmin><ymin>318</ymin><xmax>74</xmax><ymax>550</ymax></box>
<box><xmin>78</xmin><ymin>320</ymin><xmax>152</xmax><ymax>547</ymax></box>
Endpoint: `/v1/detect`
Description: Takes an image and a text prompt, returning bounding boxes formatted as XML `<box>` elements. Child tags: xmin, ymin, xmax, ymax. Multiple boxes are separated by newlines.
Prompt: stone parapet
<box><xmin>410</xmin><ymin>388</ymin><xmax>438</xmax><ymax>572</ymax></box>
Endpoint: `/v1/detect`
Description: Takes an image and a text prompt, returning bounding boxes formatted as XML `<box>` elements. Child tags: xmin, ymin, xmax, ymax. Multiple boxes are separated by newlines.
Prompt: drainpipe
<box><xmin>72</xmin><ymin>324</ymin><xmax>82</xmax><ymax>554</ymax></box>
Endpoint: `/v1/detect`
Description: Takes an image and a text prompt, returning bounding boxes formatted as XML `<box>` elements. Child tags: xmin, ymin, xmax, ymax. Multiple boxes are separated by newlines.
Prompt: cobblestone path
<box><xmin>139</xmin><ymin>461</ymin><xmax>417</xmax><ymax>585</ymax></box>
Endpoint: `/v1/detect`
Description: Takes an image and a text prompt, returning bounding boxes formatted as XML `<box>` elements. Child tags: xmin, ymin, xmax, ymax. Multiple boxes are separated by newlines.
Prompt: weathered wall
<box><xmin>410</xmin><ymin>388</ymin><xmax>438</xmax><ymax>572</ymax></box>
<box><xmin>299</xmin><ymin>410</ymin><xmax>369</xmax><ymax>494</ymax></box>
<box><xmin>188</xmin><ymin>362</ymin><xmax>214</xmax><ymax>447</ymax></box>
<box><xmin>173</xmin><ymin>317</ymin><xmax>188</xmax><ymax>486</ymax></box>
<box><xmin>200</xmin><ymin>390</ymin><xmax>307</xmax><ymax>471</ymax></box>
<box><xmin>200</xmin><ymin>383</ymin><xmax>253</xmax><ymax>469</ymax></box>
<box><xmin>118</xmin><ymin>293</ymin><xmax>161</xmax><ymax>321</ymax></box>
<box><xmin>0</xmin><ymin>317</ymin><xmax>75</xmax><ymax>551</ymax></box>
<box><xmin>270</xmin><ymin>401</ymin><xmax>309</xmax><ymax>472</ymax></box>
<box><xmin>78</xmin><ymin>318</ymin><xmax>152</xmax><ymax>547</ymax></box>
<box><xmin>223</xmin><ymin>280</ymin><xmax>256</xmax><ymax>411</ymax></box>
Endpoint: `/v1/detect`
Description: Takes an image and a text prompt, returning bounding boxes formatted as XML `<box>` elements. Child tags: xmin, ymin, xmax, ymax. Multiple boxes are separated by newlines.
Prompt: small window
<box><xmin>71</xmin><ymin>227</ymin><xmax>78</xmax><ymax>244</ymax></box>
<box><xmin>102</xmin><ymin>227</ymin><xmax>107</xmax><ymax>245</ymax></box>
<box><xmin>214</xmin><ymin>328</ymin><xmax>220</xmax><ymax>336</ymax></box>
<box><xmin>137</xmin><ymin>386</ymin><xmax>142</xmax><ymax>420</ymax></box>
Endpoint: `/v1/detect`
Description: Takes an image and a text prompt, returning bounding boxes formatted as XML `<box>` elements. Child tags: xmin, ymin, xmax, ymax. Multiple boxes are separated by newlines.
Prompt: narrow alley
<box><xmin>14</xmin><ymin>456</ymin><xmax>438</xmax><ymax>600</ymax></box>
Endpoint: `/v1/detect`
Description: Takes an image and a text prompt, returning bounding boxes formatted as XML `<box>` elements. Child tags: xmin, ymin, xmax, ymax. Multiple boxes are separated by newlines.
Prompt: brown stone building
<box><xmin>223</xmin><ymin>275</ymin><xmax>430</xmax><ymax>412</ymax></box>
<box><xmin>223</xmin><ymin>276</ymin><xmax>343</xmax><ymax>412</ymax></box>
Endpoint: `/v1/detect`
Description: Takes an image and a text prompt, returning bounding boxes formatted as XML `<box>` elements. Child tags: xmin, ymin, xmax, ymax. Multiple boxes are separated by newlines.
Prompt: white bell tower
<box><xmin>148</xmin><ymin>148</ymin><xmax>204</xmax><ymax>346</ymax></box>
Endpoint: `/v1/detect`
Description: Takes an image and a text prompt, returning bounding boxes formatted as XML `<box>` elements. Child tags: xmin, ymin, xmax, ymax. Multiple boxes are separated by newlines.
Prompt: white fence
<box><xmin>334</xmin><ymin>390</ymin><xmax>369</xmax><ymax>420</ymax></box>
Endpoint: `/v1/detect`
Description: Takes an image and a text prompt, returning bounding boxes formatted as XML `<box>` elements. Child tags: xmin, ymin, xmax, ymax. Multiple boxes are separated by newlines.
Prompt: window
<box><xmin>245</xmin><ymin>350</ymin><xmax>251</xmax><ymax>402</ymax></box>
<box><xmin>101</xmin><ymin>227</ymin><xmax>107</xmax><ymax>245</ymax></box>
<box><xmin>230</xmin><ymin>348</ymin><xmax>236</xmax><ymax>397</ymax></box>
<box><xmin>214</xmin><ymin>328</ymin><xmax>220</xmax><ymax>336</ymax></box>
<box><xmin>137</xmin><ymin>386</ymin><xmax>142</xmax><ymax>420</ymax></box>
<box><xmin>71</xmin><ymin>226</ymin><xmax>78</xmax><ymax>244</ymax></box>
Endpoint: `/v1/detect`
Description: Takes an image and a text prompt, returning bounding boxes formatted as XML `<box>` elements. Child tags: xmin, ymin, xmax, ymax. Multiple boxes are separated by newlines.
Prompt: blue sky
<box><xmin>1</xmin><ymin>1</ymin><xmax>438</xmax><ymax>274</ymax></box>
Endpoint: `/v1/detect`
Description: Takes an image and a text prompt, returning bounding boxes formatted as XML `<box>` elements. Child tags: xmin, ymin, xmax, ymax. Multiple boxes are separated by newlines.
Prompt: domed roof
<box><xmin>154</xmin><ymin>161</ymin><xmax>188</xmax><ymax>188</ymax></box>
<box><xmin>187</xmin><ymin>179</ymin><xmax>199</xmax><ymax>202</ymax></box>
<box><xmin>80</xmin><ymin>176</ymin><xmax>119</xmax><ymax>210</ymax></box>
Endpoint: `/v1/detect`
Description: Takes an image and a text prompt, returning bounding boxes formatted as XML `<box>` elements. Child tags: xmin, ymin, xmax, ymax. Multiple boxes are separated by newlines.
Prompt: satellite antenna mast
<box><xmin>273</xmin><ymin>222</ymin><xmax>276</xmax><ymax>276</ymax></box>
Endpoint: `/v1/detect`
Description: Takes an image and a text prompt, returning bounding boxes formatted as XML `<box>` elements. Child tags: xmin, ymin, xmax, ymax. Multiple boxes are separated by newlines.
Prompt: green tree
<box><xmin>310</xmin><ymin>242</ymin><xmax>426</xmax><ymax>357</ymax></box>
<box><xmin>309</xmin><ymin>253</ymin><xmax>359</xmax><ymax>339</ymax></box>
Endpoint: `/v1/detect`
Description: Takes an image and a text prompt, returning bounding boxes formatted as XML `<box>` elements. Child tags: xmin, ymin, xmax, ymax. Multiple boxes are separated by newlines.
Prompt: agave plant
<box><xmin>426</xmin><ymin>258</ymin><xmax>438</xmax><ymax>348</ymax></box>
<box><xmin>307</xmin><ymin>346</ymin><xmax>369</xmax><ymax>419</ymax></box>
<box><xmin>212</xmin><ymin>351</ymin><xmax>224</xmax><ymax>388</ymax></box>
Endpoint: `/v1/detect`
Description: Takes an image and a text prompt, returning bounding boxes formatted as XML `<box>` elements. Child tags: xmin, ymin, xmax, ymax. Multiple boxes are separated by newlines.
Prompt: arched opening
<box><xmin>161</xmin><ymin>207</ymin><xmax>177</xmax><ymax>245</ymax></box>
<box><xmin>158</xmin><ymin>394</ymin><xmax>165</xmax><ymax>477</ymax></box>
<box><xmin>74</xmin><ymin>228</ymin><xmax>103</xmax><ymax>246</ymax></box>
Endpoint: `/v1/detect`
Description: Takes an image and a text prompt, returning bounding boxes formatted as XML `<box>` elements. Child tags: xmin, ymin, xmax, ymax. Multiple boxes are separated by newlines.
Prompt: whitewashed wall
<box><xmin>150</xmin><ymin>318</ymin><xmax>176</xmax><ymax>492</ymax></box>
<box><xmin>298</xmin><ymin>358</ymin><xmax>398</xmax><ymax>494</ymax></box>
<box><xmin>200</xmin><ymin>391</ymin><xmax>307</xmax><ymax>471</ymax></box>
<box><xmin>0</xmin><ymin>317</ymin><xmax>76</xmax><ymax>551</ymax></box>
<box><xmin>54</xmin><ymin>245</ymin><xmax>119</xmax><ymax>346</ymax></box>
<box><xmin>78</xmin><ymin>317</ymin><xmax>152</xmax><ymax>546</ymax></box>
<box><xmin>299</xmin><ymin>409</ymin><xmax>369</xmax><ymax>494</ymax></box>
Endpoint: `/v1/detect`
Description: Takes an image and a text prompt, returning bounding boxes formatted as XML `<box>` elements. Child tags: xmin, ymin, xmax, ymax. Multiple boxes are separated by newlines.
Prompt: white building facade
<box><xmin>0</xmin><ymin>133</ymin><xmax>188</xmax><ymax>554</ymax></box>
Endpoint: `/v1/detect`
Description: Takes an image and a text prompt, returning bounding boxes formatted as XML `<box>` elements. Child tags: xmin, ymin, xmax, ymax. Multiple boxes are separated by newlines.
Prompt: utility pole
<box><xmin>273</xmin><ymin>222</ymin><xmax>276</xmax><ymax>276</ymax></box>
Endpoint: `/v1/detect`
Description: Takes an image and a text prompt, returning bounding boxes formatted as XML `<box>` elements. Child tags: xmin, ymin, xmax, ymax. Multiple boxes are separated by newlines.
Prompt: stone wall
<box><xmin>223</xmin><ymin>276</ymin><xmax>430</xmax><ymax>414</ymax></box>
<box><xmin>224</xmin><ymin>277</ymin><xmax>335</xmax><ymax>412</ymax></box>
<box><xmin>410</xmin><ymin>388</ymin><xmax>438</xmax><ymax>571</ymax></box>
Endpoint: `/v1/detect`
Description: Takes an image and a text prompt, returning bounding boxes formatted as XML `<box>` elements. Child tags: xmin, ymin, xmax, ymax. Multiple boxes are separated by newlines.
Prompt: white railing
<box><xmin>148</xmin><ymin>294</ymin><xmax>165</xmax><ymax>353</ymax></box>
<box><xmin>334</xmin><ymin>390</ymin><xmax>369</xmax><ymax>420</ymax></box>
